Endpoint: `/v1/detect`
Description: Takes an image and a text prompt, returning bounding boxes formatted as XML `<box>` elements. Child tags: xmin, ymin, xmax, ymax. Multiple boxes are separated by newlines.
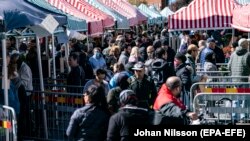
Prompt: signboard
<box><xmin>30</xmin><ymin>14</ymin><xmax>59</xmax><ymax>37</ymax></box>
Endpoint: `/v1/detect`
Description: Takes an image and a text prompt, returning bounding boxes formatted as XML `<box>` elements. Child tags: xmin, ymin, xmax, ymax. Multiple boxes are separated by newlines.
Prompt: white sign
<box><xmin>30</xmin><ymin>14</ymin><xmax>59</xmax><ymax>37</ymax></box>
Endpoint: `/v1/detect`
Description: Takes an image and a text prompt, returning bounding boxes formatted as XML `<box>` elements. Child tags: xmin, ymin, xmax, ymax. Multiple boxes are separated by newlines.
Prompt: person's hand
<box><xmin>187</xmin><ymin>112</ymin><xmax>198</xmax><ymax>120</ymax></box>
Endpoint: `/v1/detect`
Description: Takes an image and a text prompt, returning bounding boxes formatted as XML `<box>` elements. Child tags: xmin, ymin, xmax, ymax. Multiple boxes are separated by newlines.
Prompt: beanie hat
<box><xmin>119</xmin><ymin>90</ymin><xmax>137</xmax><ymax>105</ymax></box>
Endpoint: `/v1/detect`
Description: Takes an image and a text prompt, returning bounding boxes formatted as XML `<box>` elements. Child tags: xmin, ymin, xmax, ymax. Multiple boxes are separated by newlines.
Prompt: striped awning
<box><xmin>138</xmin><ymin>4</ymin><xmax>162</xmax><ymax>25</ymax></box>
<box><xmin>27</xmin><ymin>0</ymin><xmax>87</xmax><ymax>31</ymax></box>
<box><xmin>86</xmin><ymin>0</ymin><xmax>129</xmax><ymax>29</ymax></box>
<box><xmin>66</xmin><ymin>0</ymin><xmax>115</xmax><ymax>28</ymax></box>
<box><xmin>160</xmin><ymin>7</ymin><xmax>174</xmax><ymax>18</ymax></box>
<box><xmin>47</xmin><ymin>0</ymin><xmax>103</xmax><ymax>36</ymax></box>
<box><xmin>168</xmin><ymin>0</ymin><xmax>238</xmax><ymax>31</ymax></box>
<box><xmin>114</xmin><ymin>0</ymin><xmax>147</xmax><ymax>24</ymax></box>
<box><xmin>232</xmin><ymin>4</ymin><xmax>250</xmax><ymax>32</ymax></box>
<box><xmin>98</xmin><ymin>0</ymin><xmax>137</xmax><ymax>26</ymax></box>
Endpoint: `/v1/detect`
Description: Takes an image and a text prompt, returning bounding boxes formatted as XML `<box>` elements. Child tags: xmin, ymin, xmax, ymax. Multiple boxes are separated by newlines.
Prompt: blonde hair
<box><xmin>109</xmin><ymin>45</ymin><xmax>120</xmax><ymax>55</ymax></box>
<box><xmin>130</xmin><ymin>46</ymin><xmax>139</xmax><ymax>57</ymax></box>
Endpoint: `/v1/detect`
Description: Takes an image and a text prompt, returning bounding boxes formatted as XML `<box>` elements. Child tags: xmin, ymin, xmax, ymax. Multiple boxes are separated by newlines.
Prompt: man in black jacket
<box><xmin>128</xmin><ymin>62</ymin><xmax>157</xmax><ymax>109</ymax></box>
<box><xmin>107</xmin><ymin>90</ymin><xmax>151</xmax><ymax>141</ymax></box>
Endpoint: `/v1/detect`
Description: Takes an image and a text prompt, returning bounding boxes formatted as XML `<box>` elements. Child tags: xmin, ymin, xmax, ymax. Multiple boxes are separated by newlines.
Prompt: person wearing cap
<box><xmin>174</xmin><ymin>53</ymin><xmax>192</xmax><ymax>107</ymax></box>
<box><xmin>107</xmin><ymin>89</ymin><xmax>151</xmax><ymax>141</ymax></box>
<box><xmin>66</xmin><ymin>85</ymin><xmax>110</xmax><ymax>141</ymax></box>
<box><xmin>198</xmin><ymin>38</ymin><xmax>216</xmax><ymax>69</ymax></box>
<box><xmin>128</xmin><ymin>62</ymin><xmax>157</xmax><ymax>109</ymax></box>
<box><xmin>228</xmin><ymin>38</ymin><xmax>250</xmax><ymax>121</ymax></box>
<box><xmin>153</xmin><ymin>76</ymin><xmax>198</xmax><ymax>125</ymax></box>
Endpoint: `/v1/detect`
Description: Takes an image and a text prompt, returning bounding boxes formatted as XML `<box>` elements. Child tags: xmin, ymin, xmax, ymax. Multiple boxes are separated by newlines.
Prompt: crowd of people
<box><xmin>1</xmin><ymin>23</ymin><xmax>250</xmax><ymax>140</ymax></box>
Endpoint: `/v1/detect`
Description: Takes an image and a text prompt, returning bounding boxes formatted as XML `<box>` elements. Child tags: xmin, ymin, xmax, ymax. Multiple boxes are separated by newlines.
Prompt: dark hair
<box><xmin>95</xmin><ymin>68</ymin><xmax>107</xmax><ymax>76</ymax></box>
<box><xmin>114</xmin><ymin>63</ymin><xmax>125</xmax><ymax>72</ymax></box>
<box><xmin>161</xmin><ymin>39</ymin><xmax>169</xmax><ymax>46</ymax></box>
<box><xmin>85</xmin><ymin>85</ymin><xmax>110</xmax><ymax>115</ymax></box>
<box><xmin>120</xmin><ymin>44</ymin><xmax>128</xmax><ymax>51</ymax></box>
<box><xmin>232</xmin><ymin>42</ymin><xmax>238</xmax><ymax>48</ymax></box>
<box><xmin>69</xmin><ymin>52</ymin><xmax>80</xmax><ymax>63</ymax></box>
<box><xmin>117</xmin><ymin>74</ymin><xmax>129</xmax><ymax>90</ymax></box>
<box><xmin>155</xmin><ymin>48</ymin><xmax>166</xmax><ymax>59</ymax></box>
<box><xmin>175</xmin><ymin>52</ymin><xmax>187</xmax><ymax>63</ymax></box>
<box><xmin>19</xmin><ymin>43</ymin><xmax>28</xmax><ymax>52</ymax></box>
<box><xmin>109</xmin><ymin>39</ymin><xmax>116</xmax><ymax>46</ymax></box>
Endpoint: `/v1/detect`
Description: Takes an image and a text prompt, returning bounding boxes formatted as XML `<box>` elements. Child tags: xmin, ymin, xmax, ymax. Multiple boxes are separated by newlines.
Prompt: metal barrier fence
<box><xmin>196</xmin><ymin>71</ymin><xmax>231</xmax><ymax>77</ymax></box>
<box><xmin>196</xmin><ymin>63</ymin><xmax>228</xmax><ymax>71</ymax></box>
<box><xmin>190</xmin><ymin>82</ymin><xmax>250</xmax><ymax>110</ymax></box>
<box><xmin>205</xmin><ymin>76</ymin><xmax>250</xmax><ymax>82</ymax></box>
<box><xmin>193</xmin><ymin>93</ymin><xmax>250</xmax><ymax>125</ymax></box>
<box><xmin>21</xmin><ymin>90</ymin><xmax>84</xmax><ymax>141</ymax></box>
<box><xmin>33</xmin><ymin>83</ymin><xmax>84</xmax><ymax>94</ymax></box>
<box><xmin>0</xmin><ymin>105</ymin><xmax>17</xmax><ymax>141</ymax></box>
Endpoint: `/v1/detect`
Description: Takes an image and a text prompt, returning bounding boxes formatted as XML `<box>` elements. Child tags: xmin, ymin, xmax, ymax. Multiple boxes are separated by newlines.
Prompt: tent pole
<box><xmin>1</xmin><ymin>34</ymin><xmax>8</xmax><ymax>106</ymax></box>
<box><xmin>248</xmin><ymin>32</ymin><xmax>250</xmax><ymax>52</ymax></box>
<box><xmin>36</xmin><ymin>36</ymin><xmax>48</xmax><ymax>139</ymax></box>
<box><xmin>45</xmin><ymin>37</ymin><xmax>49</xmax><ymax>58</ymax></box>
<box><xmin>1</xmin><ymin>33</ymin><xmax>9</xmax><ymax>141</ymax></box>
<box><xmin>65</xmin><ymin>43</ymin><xmax>70</xmax><ymax>73</ymax></box>
<box><xmin>52</xmin><ymin>34</ymin><xmax>56</xmax><ymax>80</ymax></box>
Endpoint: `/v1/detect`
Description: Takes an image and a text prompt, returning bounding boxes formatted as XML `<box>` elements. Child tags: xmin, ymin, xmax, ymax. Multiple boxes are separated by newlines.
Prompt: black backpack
<box><xmin>150</xmin><ymin>60</ymin><xmax>167</xmax><ymax>88</ymax></box>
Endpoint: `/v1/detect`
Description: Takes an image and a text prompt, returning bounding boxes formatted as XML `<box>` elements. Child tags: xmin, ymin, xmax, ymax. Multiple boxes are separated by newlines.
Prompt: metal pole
<box><xmin>36</xmin><ymin>36</ymin><xmax>48</xmax><ymax>139</ymax></box>
<box><xmin>52</xmin><ymin>34</ymin><xmax>56</xmax><ymax>80</ymax></box>
<box><xmin>1</xmin><ymin>33</ymin><xmax>9</xmax><ymax>141</ymax></box>
<box><xmin>248</xmin><ymin>32</ymin><xmax>250</xmax><ymax>52</ymax></box>
<box><xmin>65</xmin><ymin>43</ymin><xmax>70</xmax><ymax>73</ymax></box>
<box><xmin>45</xmin><ymin>37</ymin><xmax>48</xmax><ymax>58</ymax></box>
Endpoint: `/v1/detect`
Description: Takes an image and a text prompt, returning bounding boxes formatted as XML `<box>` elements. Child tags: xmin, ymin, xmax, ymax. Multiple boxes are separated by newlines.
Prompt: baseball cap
<box><xmin>132</xmin><ymin>61</ymin><xmax>145</xmax><ymax>71</ymax></box>
<box><xmin>207</xmin><ymin>38</ymin><xmax>215</xmax><ymax>43</ymax></box>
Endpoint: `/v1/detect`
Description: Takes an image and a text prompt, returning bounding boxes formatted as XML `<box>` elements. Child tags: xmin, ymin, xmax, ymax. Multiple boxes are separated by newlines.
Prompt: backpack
<box><xmin>150</xmin><ymin>60</ymin><xmax>167</xmax><ymax>88</ymax></box>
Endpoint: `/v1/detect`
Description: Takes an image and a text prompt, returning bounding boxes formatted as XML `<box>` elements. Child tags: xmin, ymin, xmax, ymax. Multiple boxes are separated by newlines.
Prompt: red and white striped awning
<box><xmin>98</xmin><ymin>0</ymin><xmax>137</xmax><ymax>26</ymax></box>
<box><xmin>232</xmin><ymin>4</ymin><xmax>250</xmax><ymax>32</ymax></box>
<box><xmin>168</xmin><ymin>0</ymin><xmax>238</xmax><ymax>31</ymax></box>
<box><xmin>116</xmin><ymin>0</ymin><xmax>147</xmax><ymax>24</ymax></box>
<box><xmin>48</xmin><ymin>0</ymin><xmax>105</xmax><ymax>36</ymax></box>
<box><xmin>66</xmin><ymin>0</ymin><xmax>115</xmax><ymax>28</ymax></box>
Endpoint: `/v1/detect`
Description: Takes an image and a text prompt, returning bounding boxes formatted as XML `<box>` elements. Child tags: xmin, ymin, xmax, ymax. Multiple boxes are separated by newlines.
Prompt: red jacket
<box><xmin>153</xmin><ymin>84</ymin><xmax>186</xmax><ymax>110</ymax></box>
